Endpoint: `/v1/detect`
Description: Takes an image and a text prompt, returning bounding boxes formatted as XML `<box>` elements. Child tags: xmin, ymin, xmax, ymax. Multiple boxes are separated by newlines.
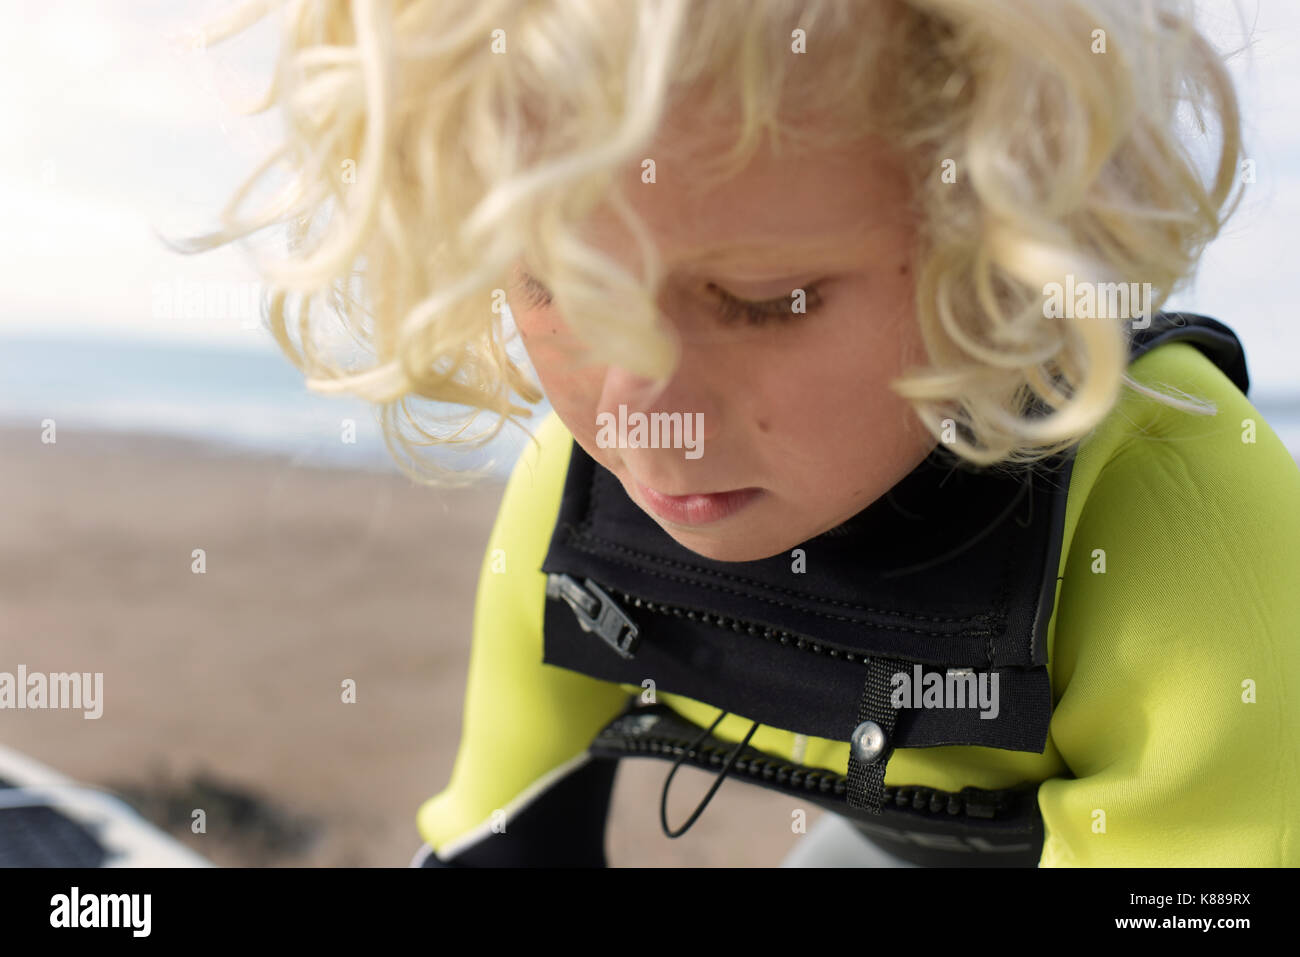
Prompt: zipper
<box><xmin>545</xmin><ymin>574</ymin><xmax>641</xmax><ymax>658</ymax></box>
<box><xmin>545</xmin><ymin>572</ymin><xmax>871</xmax><ymax>665</ymax></box>
<box><xmin>594</xmin><ymin>712</ymin><xmax>1013</xmax><ymax>819</ymax></box>
<box><xmin>551</xmin><ymin>574</ymin><xmax>1027</xmax><ymax>821</ymax></box>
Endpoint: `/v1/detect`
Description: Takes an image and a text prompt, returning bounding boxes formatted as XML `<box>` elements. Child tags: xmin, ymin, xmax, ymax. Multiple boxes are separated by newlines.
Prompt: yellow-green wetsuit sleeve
<box><xmin>1038</xmin><ymin>341</ymin><xmax>1300</xmax><ymax>865</ymax></box>
<box><xmin>414</xmin><ymin>410</ymin><xmax>632</xmax><ymax>866</ymax></box>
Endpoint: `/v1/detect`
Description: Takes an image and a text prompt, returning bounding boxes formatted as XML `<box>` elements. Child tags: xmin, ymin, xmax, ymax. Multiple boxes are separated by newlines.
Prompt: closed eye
<box><xmin>516</xmin><ymin>271</ymin><xmax>556</xmax><ymax>309</ymax></box>
<box><xmin>514</xmin><ymin>271</ymin><xmax>825</xmax><ymax>326</ymax></box>
<box><xmin>706</xmin><ymin>282</ymin><xmax>825</xmax><ymax>326</ymax></box>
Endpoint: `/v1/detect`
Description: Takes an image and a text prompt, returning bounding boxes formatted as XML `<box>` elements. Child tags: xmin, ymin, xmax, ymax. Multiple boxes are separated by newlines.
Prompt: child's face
<box><xmin>509</xmin><ymin>118</ymin><xmax>938</xmax><ymax>562</ymax></box>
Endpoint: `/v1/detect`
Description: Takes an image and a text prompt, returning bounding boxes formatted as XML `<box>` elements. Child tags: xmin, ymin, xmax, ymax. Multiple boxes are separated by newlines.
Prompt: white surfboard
<box><xmin>0</xmin><ymin>744</ymin><xmax>211</xmax><ymax>867</ymax></box>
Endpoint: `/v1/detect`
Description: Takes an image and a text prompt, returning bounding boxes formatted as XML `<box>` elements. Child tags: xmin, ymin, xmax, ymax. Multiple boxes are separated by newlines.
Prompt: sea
<box><xmin>0</xmin><ymin>332</ymin><xmax>542</xmax><ymax>480</ymax></box>
<box><xmin>1</xmin><ymin>332</ymin><xmax>1297</xmax><ymax>477</ymax></box>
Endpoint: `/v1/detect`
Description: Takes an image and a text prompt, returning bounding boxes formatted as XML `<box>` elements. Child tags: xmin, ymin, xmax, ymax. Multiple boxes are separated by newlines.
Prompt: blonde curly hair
<box><xmin>185</xmin><ymin>0</ymin><xmax>1244</xmax><ymax>479</ymax></box>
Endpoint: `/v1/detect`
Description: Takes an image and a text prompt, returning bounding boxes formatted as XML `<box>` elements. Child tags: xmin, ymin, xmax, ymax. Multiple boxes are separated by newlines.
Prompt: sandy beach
<box><xmin>0</xmin><ymin>426</ymin><xmax>813</xmax><ymax>867</ymax></box>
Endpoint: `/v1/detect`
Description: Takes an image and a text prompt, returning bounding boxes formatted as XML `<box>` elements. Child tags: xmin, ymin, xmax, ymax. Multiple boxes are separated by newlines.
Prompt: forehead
<box><xmin>579</xmin><ymin>121</ymin><xmax>913</xmax><ymax>274</ymax></box>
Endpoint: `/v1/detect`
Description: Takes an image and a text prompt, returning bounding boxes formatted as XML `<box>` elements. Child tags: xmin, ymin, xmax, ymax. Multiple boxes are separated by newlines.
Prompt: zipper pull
<box><xmin>545</xmin><ymin>573</ymin><xmax>640</xmax><ymax>659</ymax></box>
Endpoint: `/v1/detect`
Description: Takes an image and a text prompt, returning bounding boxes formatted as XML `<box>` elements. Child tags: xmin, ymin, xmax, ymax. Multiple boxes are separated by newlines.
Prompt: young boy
<box><xmin>201</xmin><ymin>0</ymin><xmax>1299</xmax><ymax>866</ymax></box>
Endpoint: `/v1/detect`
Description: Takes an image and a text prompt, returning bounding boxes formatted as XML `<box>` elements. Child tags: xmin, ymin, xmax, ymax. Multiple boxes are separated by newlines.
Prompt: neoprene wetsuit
<box><xmin>412</xmin><ymin>313</ymin><xmax>1300</xmax><ymax>867</ymax></box>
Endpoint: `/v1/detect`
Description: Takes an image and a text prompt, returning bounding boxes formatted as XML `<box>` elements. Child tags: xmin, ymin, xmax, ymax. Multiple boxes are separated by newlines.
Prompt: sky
<box><xmin>1</xmin><ymin>0</ymin><xmax>1297</xmax><ymax>400</ymax></box>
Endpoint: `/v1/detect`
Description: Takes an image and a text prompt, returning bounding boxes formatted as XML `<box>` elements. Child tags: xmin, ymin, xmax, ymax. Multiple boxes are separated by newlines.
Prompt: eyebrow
<box><xmin>684</xmin><ymin>222</ymin><xmax>888</xmax><ymax>263</ymax></box>
<box><xmin>671</xmin><ymin>239</ymin><xmax>867</xmax><ymax>280</ymax></box>
<box><xmin>571</xmin><ymin>215</ymin><xmax>887</xmax><ymax>279</ymax></box>
<box><xmin>694</xmin><ymin>240</ymin><xmax>842</xmax><ymax>259</ymax></box>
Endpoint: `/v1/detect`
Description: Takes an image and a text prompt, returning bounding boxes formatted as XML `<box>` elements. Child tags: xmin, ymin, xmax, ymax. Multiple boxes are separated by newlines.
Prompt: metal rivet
<box><xmin>850</xmin><ymin>720</ymin><xmax>887</xmax><ymax>763</ymax></box>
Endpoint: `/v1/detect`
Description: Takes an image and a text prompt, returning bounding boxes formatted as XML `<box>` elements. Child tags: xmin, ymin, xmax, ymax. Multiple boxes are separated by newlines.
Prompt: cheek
<box><xmin>514</xmin><ymin>305</ymin><xmax>605</xmax><ymax>432</ymax></box>
<box><xmin>514</xmin><ymin>305</ymin><xmax>581</xmax><ymax>386</ymax></box>
<box><xmin>764</xmin><ymin>298</ymin><xmax>919</xmax><ymax>430</ymax></box>
<box><xmin>750</xmin><ymin>288</ymin><xmax>929</xmax><ymax>490</ymax></box>
<box><xmin>512</xmin><ymin>302</ymin><xmax>560</xmax><ymax>351</ymax></box>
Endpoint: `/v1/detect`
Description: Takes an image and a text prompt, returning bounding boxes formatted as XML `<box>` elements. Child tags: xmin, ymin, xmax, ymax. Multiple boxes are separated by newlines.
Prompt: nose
<box><xmin>595</xmin><ymin>358</ymin><xmax>721</xmax><ymax>445</ymax></box>
<box><xmin>598</xmin><ymin>365</ymin><xmax>668</xmax><ymax>411</ymax></box>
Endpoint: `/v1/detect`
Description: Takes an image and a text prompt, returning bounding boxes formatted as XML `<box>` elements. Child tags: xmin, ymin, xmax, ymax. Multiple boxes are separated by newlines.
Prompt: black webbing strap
<box><xmin>846</xmin><ymin>657</ymin><xmax>907</xmax><ymax>814</ymax></box>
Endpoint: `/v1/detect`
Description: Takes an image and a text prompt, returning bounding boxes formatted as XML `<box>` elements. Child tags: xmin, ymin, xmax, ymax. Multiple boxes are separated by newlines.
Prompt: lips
<box><xmin>633</xmin><ymin>482</ymin><xmax>763</xmax><ymax>526</ymax></box>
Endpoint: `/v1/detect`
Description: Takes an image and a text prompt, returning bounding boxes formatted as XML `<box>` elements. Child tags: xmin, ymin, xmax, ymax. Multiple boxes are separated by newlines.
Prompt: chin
<box><xmin>660</xmin><ymin>526</ymin><xmax>795</xmax><ymax>563</ymax></box>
